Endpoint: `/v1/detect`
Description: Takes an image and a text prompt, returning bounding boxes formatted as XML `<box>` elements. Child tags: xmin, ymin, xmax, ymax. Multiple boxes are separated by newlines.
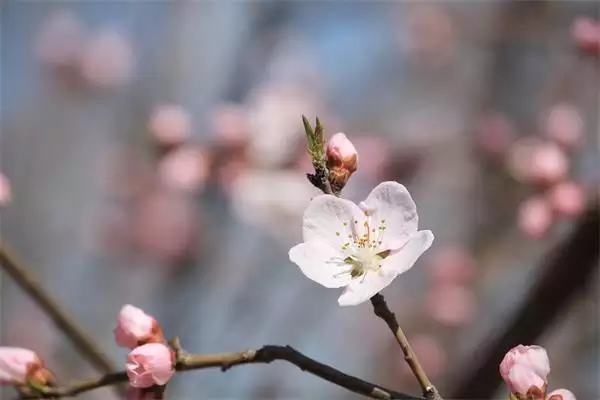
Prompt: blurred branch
<box><xmin>0</xmin><ymin>244</ymin><xmax>120</xmax><ymax>380</ymax></box>
<box><xmin>20</xmin><ymin>345</ymin><xmax>424</xmax><ymax>400</ymax></box>
<box><xmin>370</xmin><ymin>295</ymin><xmax>441</xmax><ymax>400</ymax></box>
<box><xmin>450</xmin><ymin>202</ymin><xmax>600</xmax><ymax>399</ymax></box>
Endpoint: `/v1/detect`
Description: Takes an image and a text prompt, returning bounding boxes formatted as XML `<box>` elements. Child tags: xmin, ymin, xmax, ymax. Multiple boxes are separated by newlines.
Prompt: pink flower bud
<box><xmin>547</xmin><ymin>181</ymin><xmax>586</xmax><ymax>218</ymax></box>
<box><xmin>530</xmin><ymin>143</ymin><xmax>569</xmax><ymax>185</ymax></box>
<box><xmin>500</xmin><ymin>345</ymin><xmax>550</xmax><ymax>397</ymax></box>
<box><xmin>571</xmin><ymin>17</ymin><xmax>600</xmax><ymax>55</ymax></box>
<box><xmin>543</xmin><ymin>104</ymin><xmax>583</xmax><ymax>149</ymax></box>
<box><xmin>326</xmin><ymin>133</ymin><xmax>358</xmax><ymax>190</ymax></box>
<box><xmin>126</xmin><ymin>343</ymin><xmax>175</xmax><ymax>388</ymax></box>
<box><xmin>148</xmin><ymin>105</ymin><xmax>192</xmax><ymax>148</ymax></box>
<box><xmin>115</xmin><ymin>305</ymin><xmax>162</xmax><ymax>349</ymax></box>
<box><xmin>518</xmin><ymin>197</ymin><xmax>553</xmax><ymax>238</ymax></box>
<box><xmin>547</xmin><ymin>388</ymin><xmax>577</xmax><ymax>400</ymax></box>
<box><xmin>0</xmin><ymin>347</ymin><xmax>41</xmax><ymax>384</ymax></box>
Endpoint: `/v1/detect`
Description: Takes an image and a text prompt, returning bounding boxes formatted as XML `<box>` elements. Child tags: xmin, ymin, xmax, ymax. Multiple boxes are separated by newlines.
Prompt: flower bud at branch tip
<box><xmin>499</xmin><ymin>345</ymin><xmax>550</xmax><ymax>400</ymax></box>
<box><xmin>0</xmin><ymin>347</ymin><xmax>53</xmax><ymax>386</ymax></box>
<box><xmin>114</xmin><ymin>304</ymin><xmax>164</xmax><ymax>349</ymax></box>
<box><xmin>126</xmin><ymin>343</ymin><xmax>175</xmax><ymax>388</ymax></box>
<box><xmin>326</xmin><ymin>132</ymin><xmax>358</xmax><ymax>191</ymax></box>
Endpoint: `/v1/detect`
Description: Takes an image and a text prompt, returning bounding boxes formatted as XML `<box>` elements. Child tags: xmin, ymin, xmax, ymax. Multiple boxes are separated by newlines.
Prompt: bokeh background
<box><xmin>0</xmin><ymin>1</ymin><xmax>598</xmax><ymax>399</ymax></box>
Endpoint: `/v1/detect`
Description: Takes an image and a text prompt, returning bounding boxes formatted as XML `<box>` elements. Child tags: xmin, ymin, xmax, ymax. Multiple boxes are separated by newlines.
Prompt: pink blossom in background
<box><xmin>35</xmin><ymin>9</ymin><xmax>84</xmax><ymax>69</ymax></box>
<box><xmin>0</xmin><ymin>347</ymin><xmax>40</xmax><ymax>384</ymax></box>
<box><xmin>399</xmin><ymin>335</ymin><xmax>446</xmax><ymax>378</ymax></box>
<box><xmin>148</xmin><ymin>105</ymin><xmax>192</xmax><ymax>148</ymax></box>
<box><xmin>529</xmin><ymin>142</ymin><xmax>568</xmax><ymax>185</ymax></box>
<box><xmin>426</xmin><ymin>284</ymin><xmax>476</xmax><ymax>327</ymax></box>
<box><xmin>571</xmin><ymin>17</ymin><xmax>600</xmax><ymax>54</ymax></box>
<box><xmin>405</xmin><ymin>5</ymin><xmax>457</xmax><ymax>65</ymax></box>
<box><xmin>518</xmin><ymin>197</ymin><xmax>553</xmax><ymax>238</ymax></box>
<box><xmin>80</xmin><ymin>29</ymin><xmax>134</xmax><ymax>89</ymax></box>
<box><xmin>543</xmin><ymin>104</ymin><xmax>583</xmax><ymax>149</ymax></box>
<box><xmin>114</xmin><ymin>305</ymin><xmax>159</xmax><ymax>349</ymax></box>
<box><xmin>506</xmin><ymin>138</ymin><xmax>541</xmax><ymax>182</ymax></box>
<box><xmin>475</xmin><ymin>113</ymin><xmax>515</xmax><ymax>157</ymax></box>
<box><xmin>547</xmin><ymin>388</ymin><xmax>577</xmax><ymax>400</ymax></box>
<box><xmin>500</xmin><ymin>345</ymin><xmax>550</xmax><ymax>394</ymax></box>
<box><xmin>212</xmin><ymin>104</ymin><xmax>249</xmax><ymax>147</ymax></box>
<box><xmin>126</xmin><ymin>343</ymin><xmax>174</xmax><ymax>388</ymax></box>
<box><xmin>427</xmin><ymin>247</ymin><xmax>475</xmax><ymax>285</ymax></box>
<box><xmin>351</xmin><ymin>136</ymin><xmax>391</xmax><ymax>180</ymax></box>
<box><xmin>0</xmin><ymin>172</ymin><xmax>11</xmax><ymax>206</ymax></box>
<box><xmin>158</xmin><ymin>146</ymin><xmax>208</xmax><ymax>193</ymax></box>
<box><xmin>547</xmin><ymin>181</ymin><xmax>586</xmax><ymax>218</ymax></box>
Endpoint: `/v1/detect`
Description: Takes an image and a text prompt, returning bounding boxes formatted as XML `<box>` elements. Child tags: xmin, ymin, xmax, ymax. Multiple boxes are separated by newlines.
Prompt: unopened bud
<box><xmin>326</xmin><ymin>133</ymin><xmax>358</xmax><ymax>191</ymax></box>
<box><xmin>114</xmin><ymin>305</ymin><xmax>164</xmax><ymax>349</ymax></box>
<box><xmin>0</xmin><ymin>347</ymin><xmax>53</xmax><ymax>386</ymax></box>
<box><xmin>547</xmin><ymin>389</ymin><xmax>576</xmax><ymax>400</ymax></box>
<box><xmin>500</xmin><ymin>345</ymin><xmax>550</xmax><ymax>400</ymax></box>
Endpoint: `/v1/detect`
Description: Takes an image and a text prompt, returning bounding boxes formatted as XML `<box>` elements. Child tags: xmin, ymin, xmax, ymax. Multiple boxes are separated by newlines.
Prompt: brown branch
<box><xmin>370</xmin><ymin>294</ymin><xmax>441</xmax><ymax>400</ymax></box>
<box><xmin>0</xmin><ymin>243</ymin><xmax>120</xmax><ymax>382</ymax></box>
<box><xmin>449</xmin><ymin>202</ymin><xmax>599</xmax><ymax>399</ymax></box>
<box><xmin>19</xmin><ymin>345</ymin><xmax>425</xmax><ymax>400</ymax></box>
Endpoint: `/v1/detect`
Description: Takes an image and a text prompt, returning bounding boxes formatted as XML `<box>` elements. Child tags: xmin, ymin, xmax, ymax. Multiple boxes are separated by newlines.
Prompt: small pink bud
<box><xmin>518</xmin><ymin>197</ymin><xmax>553</xmax><ymax>238</ymax></box>
<box><xmin>114</xmin><ymin>305</ymin><xmax>162</xmax><ymax>349</ymax></box>
<box><xmin>0</xmin><ymin>347</ymin><xmax>42</xmax><ymax>385</ymax></box>
<box><xmin>543</xmin><ymin>104</ymin><xmax>583</xmax><ymax>149</ymax></box>
<box><xmin>157</xmin><ymin>146</ymin><xmax>208</xmax><ymax>193</ymax></box>
<box><xmin>0</xmin><ymin>173</ymin><xmax>11</xmax><ymax>206</ymax></box>
<box><xmin>547</xmin><ymin>182</ymin><xmax>586</xmax><ymax>218</ymax></box>
<box><xmin>547</xmin><ymin>388</ymin><xmax>577</xmax><ymax>400</ymax></box>
<box><xmin>126</xmin><ymin>343</ymin><xmax>175</xmax><ymax>388</ymax></box>
<box><xmin>500</xmin><ymin>345</ymin><xmax>550</xmax><ymax>398</ymax></box>
<box><xmin>326</xmin><ymin>133</ymin><xmax>358</xmax><ymax>191</ymax></box>
<box><xmin>148</xmin><ymin>105</ymin><xmax>192</xmax><ymax>148</ymax></box>
<box><xmin>571</xmin><ymin>17</ymin><xmax>600</xmax><ymax>55</ymax></box>
<box><xmin>530</xmin><ymin>143</ymin><xmax>569</xmax><ymax>185</ymax></box>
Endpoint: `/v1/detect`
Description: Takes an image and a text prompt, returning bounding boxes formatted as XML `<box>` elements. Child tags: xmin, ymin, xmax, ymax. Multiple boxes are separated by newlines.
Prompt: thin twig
<box><xmin>0</xmin><ymin>243</ymin><xmax>120</xmax><ymax>377</ymax></box>
<box><xmin>19</xmin><ymin>345</ymin><xmax>425</xmax><ymax>400</ymax></box>
<box><xmin>370</xmin><ymin>294</ymin><xmax>442</xmax><ymax>400</ymax></box>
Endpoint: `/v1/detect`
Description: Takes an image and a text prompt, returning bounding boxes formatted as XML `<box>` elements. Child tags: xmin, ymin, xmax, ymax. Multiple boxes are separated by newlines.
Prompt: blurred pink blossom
<box><xmin>506</xmin><ymin>138</ymin><xmax>541</xmax><ymax>182</ymax></box>
<box><xmin>426</xmin><ymin>284</ymin><xmax>476</xmax><ymax>327</ymax></box>
<box><xmin>543</xmin><ymin>104</ymin><xmax>583</xmax><ymax>149</ymax></box>
<box><xmin>405</xmin><ymin>5</ymin><xmax>457</xmax><ymax>65</ymax></box>
<box><xmin>212</xmin><ymin>104</ymin><xmax>249</xmax><ymax>147</ymax></box>
<box><xmin>529</xmin><ymin>142</ymin><xmax>569</xmax><ymax>185</ymax></box>
<box><xmin>35</xmin><ymin>9</ymin><xmax>84</xmax><ymax>69</ymax></box>
<box><xmin>126</xmin><ymin>343</ymin><xmax>174</xmax><ymax>388</ymax></box>
<box><xmin>571</xmin><ymin>17</ymin><xmax>600</xmax><ymax>55</ymax></box>
<box><xmin>399</xmin><ymin>334</ymin><xmax>446</xmax><ymax>378</ymax></box>
<box><xmin>80</xmin><ymin>29</ymin><xmax>134</xmax><ymax>89</ymax></box>
<box><xmin>148</xmin><ymin>105</ymin><xmax>192</xmax><ymax>148</ymax></box>
<box><xmin>0</xmin><ymin>173</ymin><xmax>11</xmax><ymax>206</ymax></box>
<box><xmin>547</xmin><ymin>389</ymin><xmax>577</xmax><ymax>400</ymax></box>
<box><xmin>158</xmin><ymin>146</ymin><xmax>208</xmax><ymax>193</ymax></box>
<box><xmin>547</xmin><ymin>181</ymin><xmax>586</xmax><ymax>218</ymax></box>
<box><xmin>518</xmin><ymin>197</ymin><xmax>553</xmax><ymax>238</ymax></box>
<box><xmin>351</xmin><ymin>136</ymin><xmax>391</xmax><ymax>180</ymax></box>
<box><xmin>475</xmin><ymin>113</ymin><xmax>515</xmax><ymax>157</ymax></box>
<box><xmin>428</xmin><ymin>247</ymin><xmax>475</xmax><ymax>285</ymax></box>
<box><xmin>114</xmin><ymin>305</ymin><xmax>162</xmax><ymax>349</ymax></box>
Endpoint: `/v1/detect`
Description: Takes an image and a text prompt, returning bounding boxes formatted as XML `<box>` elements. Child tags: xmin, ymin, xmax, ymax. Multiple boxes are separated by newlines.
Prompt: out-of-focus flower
<box><xmin>543</xmin><ymin>104</ymin><xmax>583</xmax><ymax>149</ymax></box>
<box><xmin>547</xmin><ymin>181</ymin><xmax>586</xmax><ymax>218</ymax></box>
<box><xmin>212</xmin><ymin>104</ymin><xmax>249</xmax><ymax>147</ymax></box>
<box><xmin>157</xmin><ymin>146</ymin><xmax>208</xmax><ymax>193</ymax></box>
<box><xmin>475</xmin><ymin>113</ymin><xmax>515</xmax><ymax>157</ymax></box>
<box><xmin>114</xmin><ymin>305</ymin><xmax>163</xmax><ymax>349</ymax></box>
<box><xmin>571</xmin><ymin>17</ymin><xmax>600</xmax><ymax>55</ymax></box>
<box><xmin>126</xmin><ymin>343</ymin><xmax>174</xmax><ymax>388</ymax></box>
<box><xmin>351</xmin><ymin>136</ymin><xmax>391</xmax><ymax>180</ymax></box>
<box><xmin>426</xmin><ymin>284</ymin><xmax>475</xmax><ymax>327</ymax></box>
<box><xmin>326</xmin><ymin>133</ymin><xmax>358</xmax><ymax>191</ymax></box>
<box><xmin>148</xmin><ymin>105</ymin><xmax>192</xmax><ymax>148</ymax></box>
<box><xmin>399</xmin><ymin>334</ymin><xmax>446</xmax><ymax>378</ymax></box>
<box><xmin>506</xmin><ymin>138</ymin><xmax>542</xmax><ymax>182</ymax></box>
<box><xmin>404</xmin><ymin>5</ymin><xmax>457</xmax><ymax>66</ymax></box>
<box><xmin>500</xmin><ymin>345</ymin><xmax>550</xmax><ymax>399</ymax></box>
<box><xmin>547</xmin><ymin>388</ymin><xmax>577</xmax><ymax>400</ymax></box>
<box><xmin>428</xmin><ymin>247</ymin><xmax>474</xmax><ymax>285</ymax></box>
<box><xmin>518</xmin><ymin>197</ymin><xmax>553</xmax><ymax>238</ymax></box>
<box><xmin>0</xmin><ymin>173</ymin><xmax>11</xmax><ymax>206</ymax></box>
<box><xmin>35</xmin><ymin>9</ymin><xmax>84</xmax><ymax>69</ymax></box>
<box><xmin>289</xmin><ymin>181</ymin><xmax>434</xmax><ymax>306</ymax></box>
<box><xmin>80</xmin><ymin>29</ymin><xmax>134</xmax><ymax>89</ymax></box>
<box><xmin>0</xmin><ymin>347</ymin><xmax>52</xmax><ymax>386</ymax></box>
<box><xmin>530</xmin><ymin>143</ymin><xmax>568</xmax><ymax>185</ymax></box>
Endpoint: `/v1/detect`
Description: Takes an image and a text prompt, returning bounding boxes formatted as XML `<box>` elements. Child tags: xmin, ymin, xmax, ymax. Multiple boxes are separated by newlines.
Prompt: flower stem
<box><xmin>370</xmin><ymin>294</ymin><xmax>442</xmax><ymax>400</ymax></box>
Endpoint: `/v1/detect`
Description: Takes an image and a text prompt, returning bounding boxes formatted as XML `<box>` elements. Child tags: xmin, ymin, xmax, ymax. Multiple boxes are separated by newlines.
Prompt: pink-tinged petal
<box><xmin>547</xmin><ymin>388</ymin><xmax>576</xmax><ymax>400</ymax></box>
<box><xmin>114</xmin><ymin>305</ymin><xmax>155</xmax><ymax>349</ymax></box>
<box><xmin>337</xmin><ymin>268</ymin><xmax>397</xmax><ymax>306</ymax></box>
<box><xmin>382</xmin><ymin>230</ymin><xmax>434</xmax><ymax>275</ymax></box>
<box><xmin>507</xmin><ymin>363</ymin><xmax>545</xmax><ymax>395</ymax></box>
<box><xmin>302</xmin><ymin>195</ymin><xmax>364</xmax><ymax>249</ymax></box>
<box><xmin>289</xmin><ymin>242</ymin><xmax>352</xmax><ymax>288</ymax></box>
<box><xmin>513</xmin><ymin>345</ymin><xmax>550</xmax><ymax>382</ymax></box>
<box><xmin>126</xmin><ymin>343</ymin><xmax>174</xmax><ymax>388</ymax></box>
<box><xmin>0</xmin><ymin>347</ymin><xmax>39</xmax><ymax>384</ymax></box>
<box><xmin>361</xmin><ymin>181</ymin><xmax>419</xmax><ymax>249</ymax></box>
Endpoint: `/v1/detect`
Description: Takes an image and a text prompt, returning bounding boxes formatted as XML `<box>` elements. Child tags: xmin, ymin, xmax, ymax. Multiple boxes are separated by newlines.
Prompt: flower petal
<box><xmin>337</xmin><ymin>269</ymin><xmax>397</xmax><ymax>306</ymax></box>
<box><xmin>362</xmin><ymin>181</ymin><xmax>419</xmax><ymax>249</ymax></box>
<box><xmin>382</xmin><ymin>230</ymin><xmax>434</xmax><ymax>275</ymax></box>
<box><xmin>289</xmin><ymin>241</ymin><xmax>352</xmax><ymax>288</ymax></box>
<box><xmin>302</xmin><ymin>194</ymin><xmax>363</xmax><ymax>250</ymax></box>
